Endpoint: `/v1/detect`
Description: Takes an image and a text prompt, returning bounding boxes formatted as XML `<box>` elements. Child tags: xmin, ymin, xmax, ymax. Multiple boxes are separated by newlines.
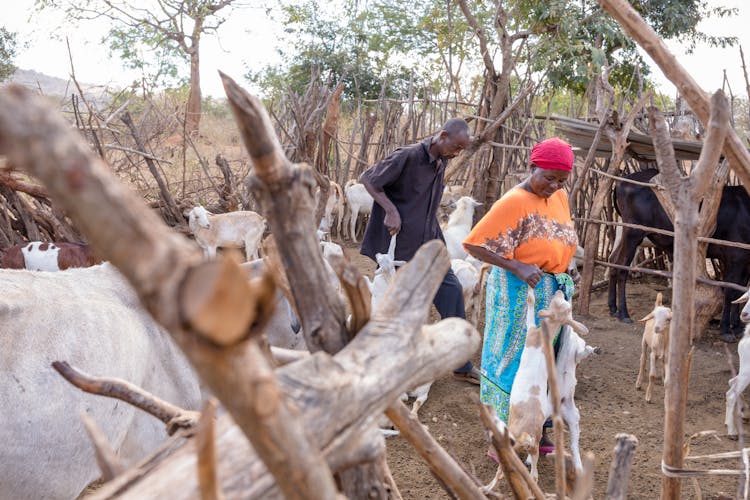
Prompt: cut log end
<box><xmin>179</xmin><ymin>259</ymin><xmax>270</xmax><ymax>346</ymax></box>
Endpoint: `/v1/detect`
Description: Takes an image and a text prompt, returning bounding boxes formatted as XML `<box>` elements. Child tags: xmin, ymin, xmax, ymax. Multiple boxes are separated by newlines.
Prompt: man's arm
<box><xmin>360</xmin><ymin>177</ymin><xmax>401</xmax><ymax>235</ymax></box>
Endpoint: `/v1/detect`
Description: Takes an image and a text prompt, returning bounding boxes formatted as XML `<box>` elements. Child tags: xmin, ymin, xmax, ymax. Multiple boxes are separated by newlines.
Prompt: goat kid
<box><xmin>635</xmin><ymin>292</ymin><xmax>672</xmax><ymax>403</ymax></box>
<box><xmin>187</xmin><ymin>206</ymin><xmax>265</xmax><ymax>261</ymax></box>
<box><xmin>506</xmin><ymin>289</ymin><xmax>592</xmax><ymax>483</ymax></box>
<box><xmin>726</xmin><ymin>289</ymin><xmax>750</xmax><ymax>435</ymax></box>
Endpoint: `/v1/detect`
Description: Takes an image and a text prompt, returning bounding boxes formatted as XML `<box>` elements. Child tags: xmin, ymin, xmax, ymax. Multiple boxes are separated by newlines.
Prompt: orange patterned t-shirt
<box><xmin>462</xmin><ymin>187</ymin><xmax>578</xmax><ymax>274</ymax></box>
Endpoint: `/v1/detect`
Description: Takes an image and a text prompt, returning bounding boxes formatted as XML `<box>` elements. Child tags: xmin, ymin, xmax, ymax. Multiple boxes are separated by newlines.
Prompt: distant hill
<box><xmin>2</xmin><ymin>68</ymin><xmax>113</xmax><ymax>108</ymax></box>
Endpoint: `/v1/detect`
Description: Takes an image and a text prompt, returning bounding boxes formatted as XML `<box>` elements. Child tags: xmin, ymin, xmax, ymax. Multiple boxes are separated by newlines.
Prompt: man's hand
<box><xmin>384</xmin><ymin>209</ymin><xmax>401</xmax><ymax>235</ymax></box>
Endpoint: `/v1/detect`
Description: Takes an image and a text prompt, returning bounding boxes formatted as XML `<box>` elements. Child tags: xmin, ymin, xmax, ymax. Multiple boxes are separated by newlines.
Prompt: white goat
<box><xmin>443</xmin><ymin>196</ymin><xmax>482</xmax><ymax>260</ymax></box>
<box><xmin>635</xmin><ymin>292</ymin><xmax>672</xmax><ymax>403</ymax></box>
<box><xmin>439</xmin><ymin>185</ymin><xmax>470</xmax><ymax>224</ymax></box>
<box><xmin>451</xmin><ymin>258</ymin><xmax>490</xmax><ymax>326</ymax></box>
<box><xmin>187</xmin><ymin>206</ymin><xmax>265</xmax><ymax>261</ymax></box>
<box><xmin>0</xmin><ymin>264</ymin><xmax>202</xmax><ymax>500</ymax></box>
<box><xmin>316</xmin><ymin>229</ymin><xmax>345</xmax><ymax>262</ymax></box>
<box><xmin>317</xmin><ymin>181</ymin><xmax>345</xmax><ymax>237</ymax></box>
<box><xmin>367</xmin><ymin>235</ymin><xmax>406</xmax><ymax>311</ymax></box>
<box><xmin>504</xmin><ymin>289</ymin><xmax>592</xmax><ymax>483</ymax></box>
<box><xmin>726</xmin><ymin>289</ymin><xmax>750</xmax><ymax>436</ymax></box>
<box><xmin>344</xmin><ymin>181</ymin><xmax>373</xmax><ymax>242</ymax></box>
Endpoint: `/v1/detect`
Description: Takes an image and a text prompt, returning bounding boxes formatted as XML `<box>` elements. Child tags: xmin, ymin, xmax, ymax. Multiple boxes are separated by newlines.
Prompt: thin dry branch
<box><xmin>384</xmin><ymin>400</ymin><xmax>486</xmax><ymax>499</ymax></box>
<box><xmin>196</xmin><ymin>399</ymin><xmax>223</xmax><ymax>500</ymax></box>
<box><xmin>52</xmin><ymin>361</ymin><xmax>199</xmax><ymax>434</ymax></box>
<box><xmin>80</xmin><ymin>413</ymin><xmax>125</xmax><ymax>482</ymax></box>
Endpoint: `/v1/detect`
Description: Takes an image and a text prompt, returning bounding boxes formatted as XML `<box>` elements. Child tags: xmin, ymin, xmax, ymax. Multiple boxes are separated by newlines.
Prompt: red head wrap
<box><xmin>529</xmin><ymin>137</ymin><xmax>574</xmax><ymax>172</ymax></box>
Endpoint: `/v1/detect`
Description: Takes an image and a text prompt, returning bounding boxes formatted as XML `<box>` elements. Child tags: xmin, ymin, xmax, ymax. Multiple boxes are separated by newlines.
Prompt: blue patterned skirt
<box><xmin>479</xmin><ymin>267</ymin><xmax>574</xmax><ymax>423</ymax></box>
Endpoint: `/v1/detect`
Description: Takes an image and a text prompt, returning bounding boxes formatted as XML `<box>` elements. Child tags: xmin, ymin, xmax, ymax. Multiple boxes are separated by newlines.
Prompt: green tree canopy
<box><xmin>0</xmin><ymin>27</ymin><xmax>18</xmax><ymax>83</ymax></box>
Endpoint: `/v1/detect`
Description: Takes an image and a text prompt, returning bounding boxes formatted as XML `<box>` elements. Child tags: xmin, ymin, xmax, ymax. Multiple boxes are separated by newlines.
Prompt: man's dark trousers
<box><xmin>433</xmin><ymin>268</ymin><xmax>474</xmax><ymax>374</ymax></box>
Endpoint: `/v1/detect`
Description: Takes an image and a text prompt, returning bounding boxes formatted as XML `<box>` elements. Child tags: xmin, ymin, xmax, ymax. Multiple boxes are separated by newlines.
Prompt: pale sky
<box><xmin>4</xmin><ymin>0</ymin><xmax>749</xmax><ymax>100</ymax></box>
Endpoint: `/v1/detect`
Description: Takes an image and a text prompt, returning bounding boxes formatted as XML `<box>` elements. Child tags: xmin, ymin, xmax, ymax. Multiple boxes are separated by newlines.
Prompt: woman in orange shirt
<box><xmin>463</xmin><ymin>137</ymin><xmax>579</xmax><ymax>456</ymax></box>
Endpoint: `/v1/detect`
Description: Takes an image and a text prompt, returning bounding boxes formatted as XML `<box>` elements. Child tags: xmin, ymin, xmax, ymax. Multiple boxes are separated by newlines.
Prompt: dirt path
<box><xmin>342</xmin><ymin>242</ymin><xmax>745</xmax><ymax>499</ymax></box>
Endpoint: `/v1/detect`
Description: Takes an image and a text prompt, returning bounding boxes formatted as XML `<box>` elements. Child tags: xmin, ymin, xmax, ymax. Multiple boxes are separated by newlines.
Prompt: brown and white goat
<box><xmin>505</xmin><ymin>289</ymin><xmax>592</xmax><ymax>482</ymax></box>
<box><xmin>0</xmin><ymin>241</ymin><xmax>101</xmax><ymax>271</ymax></box>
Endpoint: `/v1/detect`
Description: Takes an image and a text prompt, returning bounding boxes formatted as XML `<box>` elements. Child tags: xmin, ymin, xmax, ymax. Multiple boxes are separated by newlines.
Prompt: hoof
<box><xmin>619</xmin><ymin>317</ymin><xmax>633</xmax><ymax>324</ymax></box>
<box><xmin>721</xmin><ymin>333</ymin><xmax>738</xmax><ymax>344</ymax></box>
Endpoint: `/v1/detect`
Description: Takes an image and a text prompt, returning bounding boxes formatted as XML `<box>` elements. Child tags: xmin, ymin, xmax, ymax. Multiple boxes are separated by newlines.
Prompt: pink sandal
<box><xmin>539</xmin><ymin>444</ymin><xmax>555</xmax><ymax>455</ymax></box>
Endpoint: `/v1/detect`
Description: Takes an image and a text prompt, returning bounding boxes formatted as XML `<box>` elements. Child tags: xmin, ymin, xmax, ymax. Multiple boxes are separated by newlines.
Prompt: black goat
<box><xmin>608</xmin><ymin>168</ymin><xmax>750</xmax><ymax>342</ymax></box>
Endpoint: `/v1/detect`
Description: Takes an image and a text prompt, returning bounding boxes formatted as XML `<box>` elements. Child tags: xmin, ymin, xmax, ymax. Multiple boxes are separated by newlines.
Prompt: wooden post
<box><xmin>648</xmin><ymin>92</ymin><xmax>729</xmax><ymax>499</ymax></box>
<box><xmin>605</xmin><ymin>434</ymin><xmax>638</xmax><ymax>500</ymax></box>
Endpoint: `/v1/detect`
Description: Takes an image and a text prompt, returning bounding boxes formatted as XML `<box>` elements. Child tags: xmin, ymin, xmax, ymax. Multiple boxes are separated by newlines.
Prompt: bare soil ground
<box><xmin>342</xmin><ymin>241</ymin><xmax>746</xmax><ymax>499</ymax></box>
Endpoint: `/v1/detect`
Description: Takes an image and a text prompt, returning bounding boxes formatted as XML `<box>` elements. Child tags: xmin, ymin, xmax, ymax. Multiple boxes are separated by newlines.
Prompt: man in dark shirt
<box><xmin>359</xmin><ymin>118</ymin><xmax>480</xmax><ymax>384</ymax></box>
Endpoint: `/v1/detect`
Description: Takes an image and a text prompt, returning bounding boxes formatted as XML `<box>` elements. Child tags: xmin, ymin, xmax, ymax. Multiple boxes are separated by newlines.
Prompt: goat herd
<box><xmin>1</xmin><ymin>177</ymin><xmax>749</xmax><ymax>499</ymax></box>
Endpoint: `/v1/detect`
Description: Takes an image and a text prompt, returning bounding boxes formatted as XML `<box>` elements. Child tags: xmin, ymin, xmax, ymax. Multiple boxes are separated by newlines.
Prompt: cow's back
<box><xmin>0</xmin><ymin>263</ymin><xmax>201</xmax><ymax>500</ymax></box>
<box><xmin>614</xmin><ymin>168</ymin><xmax>675</xmax><ymax>249</ymax></box>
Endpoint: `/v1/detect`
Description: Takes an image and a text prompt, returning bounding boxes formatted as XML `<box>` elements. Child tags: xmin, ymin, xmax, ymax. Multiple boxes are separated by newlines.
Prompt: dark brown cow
<box><xmin>609</xmin><ymin>168</ymin><xmax>750</xmax><ymax>342</ymax></box>
<box><xmin>0</xmin><ymin>241</ymin><xmax>101</xmax><ymax>271</ymax></box>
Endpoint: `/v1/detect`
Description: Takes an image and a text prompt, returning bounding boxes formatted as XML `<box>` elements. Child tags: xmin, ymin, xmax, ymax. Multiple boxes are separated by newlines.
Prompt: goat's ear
<box><xmin>638</xmin><ymin>312</ymin><xmax>654</xmax><ymax>323</ymax></box>
<box><xmin>732</xmin><ymin>290</ymin><xmax>750</xmax><ymax>305</ymax></box>
<box><xmin>473</xmin><ymin>200</ymin><xmax>483</xmax><ymax>207</ymax></box>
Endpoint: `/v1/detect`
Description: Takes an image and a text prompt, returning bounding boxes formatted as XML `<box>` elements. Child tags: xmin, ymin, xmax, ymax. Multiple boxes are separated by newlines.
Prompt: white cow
<box><xmin>0</xmin><ymin>264</ymin><xmax>202</xmax><ymax>500</ymax></box>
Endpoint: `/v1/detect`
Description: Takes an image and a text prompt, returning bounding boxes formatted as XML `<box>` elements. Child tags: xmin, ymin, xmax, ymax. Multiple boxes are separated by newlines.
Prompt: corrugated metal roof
<box><xmin>548</xmin><ymin>114</ymin><xmax>704</xmax><ymax>161</ymax></box>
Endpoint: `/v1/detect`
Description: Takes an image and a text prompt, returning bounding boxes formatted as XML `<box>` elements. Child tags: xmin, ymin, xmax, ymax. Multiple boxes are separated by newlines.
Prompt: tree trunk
<box><xmin>186</xmin><ymin>43</ymin><xmax>202</xmax><ymax>135</ymax></box>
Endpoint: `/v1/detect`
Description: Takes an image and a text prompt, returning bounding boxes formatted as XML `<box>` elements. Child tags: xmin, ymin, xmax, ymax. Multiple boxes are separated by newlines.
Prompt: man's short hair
<box><xmin>441</xmin><ymin>118</ymin><xmax>469</xmax><ymax>137</ymax></box>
